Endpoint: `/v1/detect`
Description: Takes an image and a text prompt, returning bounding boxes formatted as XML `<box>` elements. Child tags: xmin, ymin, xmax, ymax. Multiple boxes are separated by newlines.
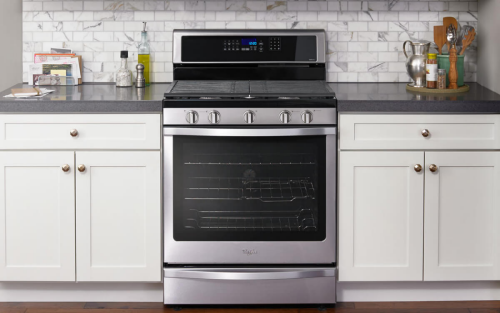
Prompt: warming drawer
<box><xmin>164</xmin><ymin>267</ymin><xmax>336</xmax><ymax>304</ymax></box>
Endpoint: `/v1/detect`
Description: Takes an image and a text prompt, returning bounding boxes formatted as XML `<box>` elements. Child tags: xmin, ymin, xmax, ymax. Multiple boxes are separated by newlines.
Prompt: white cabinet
<box><xmin>338</xmin><ymin>151</ymin><xmax>424</xmax><ymax>281</ymax></box>
<box><xmin>0</xmin><ymin>152</ymin><xmax>75</xmax><ymax>281</ymax></box>
<box><xmin>424</xmin><ymin>152</ymin><xmax>500</xmax><ymax>281</ymax></box>
<box><xmin>0</xmin><ymin>113</ymin><xmax>162</xmax><ymax>283</ymax></box>
<box><xmin>76</xmin><ymin>151</ymin><xmax>161</xmax><ymax>282</ymax></box>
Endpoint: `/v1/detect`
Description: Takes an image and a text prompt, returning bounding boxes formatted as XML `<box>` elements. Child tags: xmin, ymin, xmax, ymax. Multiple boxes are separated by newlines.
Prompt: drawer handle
<box><xmin>61</xmin><ymin>164</ymin><xmax>70</xmax><ymax>172</ymax></box>
<box><xmin>429</xmin><ymin>164</ymin><xmax>438</xmax><ymax>172</ymax></box>
<box><xmin>70</xmin><ymin>129</ymin><xmax>79</xmax><ymax>137</ymax></box>
<box><xmin>78</xmin><ymin>164</ymin><xmax>86</xmax><ymax>172</ymax></box>
<box><xmin>414</xmin><ymin>164</ymin><xmax>422</xmax><ymax>172</ymax></box>
<box><xmin>421</xmin><ymin>129</ymin><xmax>430</xmax><ymax>137</ymax></box>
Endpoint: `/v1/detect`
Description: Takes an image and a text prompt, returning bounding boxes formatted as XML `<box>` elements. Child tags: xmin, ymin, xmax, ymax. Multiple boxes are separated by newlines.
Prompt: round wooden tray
<box><xmin>406</xmin><ymin>84</ymin><xmax>470</xmax><ymax>93</ymax></box>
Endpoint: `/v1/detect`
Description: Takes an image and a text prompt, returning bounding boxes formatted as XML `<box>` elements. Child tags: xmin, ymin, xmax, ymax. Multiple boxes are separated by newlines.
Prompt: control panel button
<box><xmin>186</xmin><ymin>110</ymin><xmax>199</xmax><ymax>124</ymax></box>
<box><xmin>243</xmin><ymin>110</ymin><xmax>256</xmax><ymax>124</ymax></box>
<box><xmin>279</xmin><ymin>110</ymin><xmax>291</xmax><ymax>124</ymax></box>
<box><xmin>301</xmin><ymin>110</ymin><xmax>313</xmax><ymax>124</ymax></box>
<box><xmin>208</xmin><ymin>110</ymin><xmax>221</xmax><ymax>124</ymax></box>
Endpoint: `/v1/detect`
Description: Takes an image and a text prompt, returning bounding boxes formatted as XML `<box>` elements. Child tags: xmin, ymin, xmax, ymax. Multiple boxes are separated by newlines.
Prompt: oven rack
<box><xmin>185</xmin><ymin>177</ymin><xmax>315</xmax><ymax>202</ymax></box>
<box><xmin>184</xmin><ymin>208</ymin><xmax>317</xmax><ymax>231</ymax></box>
<box><xmin>184</xmin><ymin>153</ymin><xmax>315</xmax><ymax>166</ymax></box>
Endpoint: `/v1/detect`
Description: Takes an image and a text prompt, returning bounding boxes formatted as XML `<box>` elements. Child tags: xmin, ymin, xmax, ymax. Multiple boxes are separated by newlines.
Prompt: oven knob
<box><xmin>301</xmin><ymin>110</ymin><xmax>313</xmax><ymax>124</ymax></box>
<box><xmin>279</xmin><ymin>111</ymin><xmax>291</xmax><ymax>124</ymax></box>
<box><xmin>243</xmin><ymin>110</ymin><xmax>255</xmax><ymax>124</ymax></box>
<box><xmin>185</xmin><ymin>110</ymin><xmax>199</xmax><ymax>124</ymax></box>
<box><xmin>208</xmin><ymin>110</ymin><xmax>221</xmax><ymax>124</ymax></box>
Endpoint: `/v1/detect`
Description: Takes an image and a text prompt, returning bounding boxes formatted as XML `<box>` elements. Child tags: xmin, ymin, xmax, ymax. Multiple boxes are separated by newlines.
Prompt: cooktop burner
<box><xmin>164</xmin><ymin>80</ymin><xmax>335</xmax><ymax>100</ymax></box>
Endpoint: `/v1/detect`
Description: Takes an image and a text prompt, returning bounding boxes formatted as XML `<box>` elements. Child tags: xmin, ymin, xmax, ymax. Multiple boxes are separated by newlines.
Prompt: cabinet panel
<box><xmin>0</xmin><ymin>114</ymin><xmax>160</xmax><ymax>150</ymax></box>
<box><xmin>0</xmin><ymin>152</ymin><xmax>75</xmax><ymax>281</ymax></box>
<box><xmin>340</xmin><ymin>114</ymin><xmax>500</xmax><ymax>150</ymax></box>
<box><xmin>76</xmin><ymin>151</ymin><xmax>161</xmax><ymax>282</ymax></box>
<box><xmin>424</xmin><ymin>152</ymin><xmax>500</xmax><ymax>281</ymax></box>
<box><xmin>339</xmin><ymin>151</ymin><xmax>424</xmax><ymax>281</ymax></box>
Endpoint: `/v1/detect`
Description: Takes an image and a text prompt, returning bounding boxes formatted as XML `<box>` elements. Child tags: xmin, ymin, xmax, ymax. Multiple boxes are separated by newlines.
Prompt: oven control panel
<box><xmin>182</xmin><ymin>35</ymin><xmax>316</xmax><ymax>62</ymax></box>
<box><xmin>163</xmin><ymin>107</ymin><xmax>337</xmax><ymax>126</ymax></box>
<box><xmin>223</xmin><ymin>37</ymin><xmax>280</xmax><ymax>53</ymax></box>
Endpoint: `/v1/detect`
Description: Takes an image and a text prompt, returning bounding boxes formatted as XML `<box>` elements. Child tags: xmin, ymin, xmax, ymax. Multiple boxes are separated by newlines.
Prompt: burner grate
<box><xmin>168</xmin><ymin>80</ymin><xmax>249</xmax><ymax>94</ymax></box>
<box><xmin>250</xmin><ymin>80</ymin><xmax>334</xmax><ymax>95</ymax></box>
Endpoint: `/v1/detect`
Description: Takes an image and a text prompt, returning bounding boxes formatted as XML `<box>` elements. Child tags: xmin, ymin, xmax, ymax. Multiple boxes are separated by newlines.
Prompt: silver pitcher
<box><xmin>403</xmin><ymin>40</ymin><xmax>430</xmax><ymax>88</ymax></box>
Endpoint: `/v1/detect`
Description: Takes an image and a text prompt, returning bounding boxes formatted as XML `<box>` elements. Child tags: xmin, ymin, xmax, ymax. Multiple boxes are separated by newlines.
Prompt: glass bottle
<box><xmin>438</xmin><ymin>69</ymin><xmax>446</xmax><ymax>89</ymax></box>
<box><xmin>116</xmin><ymin>50</ymin><xmax>132</xmax><ymax>87</ymax></box>
<box><xmin>138</xmin><ymin>22</ymin><xmax>151</xmax><ymax>86</ymax></box>
<box><xmin>426</xmin><ymin>53</ymin><xmax>437</xmax><ymax>89</ymax></box>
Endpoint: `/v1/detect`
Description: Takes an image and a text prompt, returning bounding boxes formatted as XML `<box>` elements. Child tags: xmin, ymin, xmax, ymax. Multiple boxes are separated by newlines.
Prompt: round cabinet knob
<box><xmin>185</xmin><ymin>111</ymin><xmax>199</xmax><ymax>124</ymax></box>
<box><xmin>78</xmin><ymin>164</ymin><xmax>86</xmax><ymax>172</ymax></box>
<box><xmin>429</xmin><ymin>164</ymin><xmax>438</xmax><ymax>172</ymax></box>
<box><xmin>61</xmin><ymin>164</ymin><xmax>70</xmax><ymax>172</ymax></box>
<box><xmin>70</xmin><ymin>129</ymin><xmax>78</xmax><ymax>137</ymax></box>
<box><xmin>243</xmin><ymin>110</ymin><xmax>255</xmax><ymax>124</ymax></box>
<box><xmin>301</xmin><ymin>110</ymin><xmax>313</xmax><ymax>124</ymax></box>
<box><xmin>280</xmin><ymin>111</ymin><xmax>292</xmax><ymax>124</ymax></box>
<box><xmin>208</xmin><ymin>110</ymin><xmax>221</xmax><ymax>124</ymax></box>
<box><xmin>414</xmin><ymin>164</ymin><xmax>422</xmax><ymax>172</ymax></box>
<box><xmin>421</xmin><ymin>129</ymin><xmax>430</xmax><ymax>137</ymax></box>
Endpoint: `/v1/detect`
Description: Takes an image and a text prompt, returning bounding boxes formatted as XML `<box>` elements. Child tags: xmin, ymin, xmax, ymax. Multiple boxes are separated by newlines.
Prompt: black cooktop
<box><xmin>164</xmin><ymin>80</ymin><xmax>336</xmax><ymax>99</ymax></box>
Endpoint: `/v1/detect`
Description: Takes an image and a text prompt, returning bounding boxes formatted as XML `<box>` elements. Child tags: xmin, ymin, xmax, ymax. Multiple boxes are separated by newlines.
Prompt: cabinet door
<box><xmin>76</xmin><ymin>151</ymin><xmax>161</xmax><ymax>282</ymax></box>
<box><xmin>424</xmin><ymin>152</ymin><xmax>500</xmax><ymax>281</ymax></box>
<box><xmin>339</xmin><ymin>151</ymin><xmax>424</xmax><ymax>281</ymax></box>
<box><xmin>0</xmin><ymin>152</ymin><xmax>75</xmax><ymax>281</ymax></box>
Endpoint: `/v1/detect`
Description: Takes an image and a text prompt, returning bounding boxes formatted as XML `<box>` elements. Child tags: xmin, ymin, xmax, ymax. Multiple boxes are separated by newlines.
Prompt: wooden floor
<box><xmin>1</xmin><ymin>302</ymin><xmax>500</xmax><ymax>313</ymax></box>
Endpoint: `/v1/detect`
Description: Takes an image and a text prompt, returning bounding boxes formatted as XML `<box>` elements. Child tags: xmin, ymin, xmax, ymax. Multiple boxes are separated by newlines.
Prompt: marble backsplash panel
<box><xmin>22</xmin><ymin>0</ymin><xmax>478</xmax><ymax>83</ymax></box>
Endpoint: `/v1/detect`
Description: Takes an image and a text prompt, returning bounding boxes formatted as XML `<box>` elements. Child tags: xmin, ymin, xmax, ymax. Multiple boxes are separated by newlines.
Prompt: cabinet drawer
<box><xmin>0</xmin><ymin>114</ymin><xmax>160</xmax><ymax>150</ymax></box>
<box><xmin>340</xmin><ymin>114</ymin><xmax>500</xmax><ymax>150</ymax></box>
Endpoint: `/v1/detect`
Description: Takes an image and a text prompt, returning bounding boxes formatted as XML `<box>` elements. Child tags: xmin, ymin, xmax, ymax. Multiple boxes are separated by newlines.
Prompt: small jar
<box><xmin>438</xmin><ymin>69</ymin><xmax>446</xmax><ymax>90</ymax></box>
<box><xmin>426</xmin><ymin>53</ymin><xmax>438</xmax><ymax>89</ymax></box>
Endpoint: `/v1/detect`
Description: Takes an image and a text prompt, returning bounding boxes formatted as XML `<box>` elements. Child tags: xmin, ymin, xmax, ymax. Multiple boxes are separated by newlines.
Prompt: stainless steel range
<box><xmin>163</xmin><ymin>30</ymin><xmax>337</xmax><ymax>305</ymax></box>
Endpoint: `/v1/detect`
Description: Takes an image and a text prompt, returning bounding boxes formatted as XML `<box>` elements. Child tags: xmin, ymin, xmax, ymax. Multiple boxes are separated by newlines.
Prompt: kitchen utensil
<box><xmin>434</xmin><ymin>25</ymin><xmax>447</xmax><ymax>55</ymax></box>
<box><xmin>460</xmin><ymin>26</ymin><xmax>476</xmax><ymax>55</ymax></box>
<box><xmin>136</xmin><ymin>63</ymin><xmax>145</xmax><ymax>88</ymax></box>
<box><xmin>446</xmin><ymin>24</ymin><xmax>458</xmax><ymax>89</ymax></box>
<box><xmin>443</xmin><ymin>17</ymin><xmax>458</xmax><ymax>53</ymax></box>
<box><xmin>403</xmin><ymin>40</ymin><xmax>431</xmax><ymax>88</ymax></box>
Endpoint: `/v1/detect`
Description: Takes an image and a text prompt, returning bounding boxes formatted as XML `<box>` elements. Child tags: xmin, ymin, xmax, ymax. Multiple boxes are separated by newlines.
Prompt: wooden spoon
<box><xmin>443</xmin><ymin>17</ymin><xmax>458</xmax><ymax>53</ymax></box>
<box><xmin>460</xmin><ymin>27</ymin><xmax>476</xmax><ymax>55</ymax></box>
<box><xmin>434</xmin><ymin>25</ymin><xmax>446</xmax><ymax>55</ymax></box>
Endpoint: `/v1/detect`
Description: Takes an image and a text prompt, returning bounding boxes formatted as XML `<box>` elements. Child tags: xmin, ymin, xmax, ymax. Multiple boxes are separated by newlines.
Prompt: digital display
<box><xmin>241</xmin><ymin>38</ymin><xmax>257</xmax><ymax>46</ymax></box>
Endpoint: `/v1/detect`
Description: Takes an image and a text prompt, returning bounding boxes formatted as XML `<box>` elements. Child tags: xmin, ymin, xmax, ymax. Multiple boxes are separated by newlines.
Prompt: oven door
<box><xmin>163</xmin><ymin>127</ymin><xmax>336</xmax><ymax>264</ymax></box>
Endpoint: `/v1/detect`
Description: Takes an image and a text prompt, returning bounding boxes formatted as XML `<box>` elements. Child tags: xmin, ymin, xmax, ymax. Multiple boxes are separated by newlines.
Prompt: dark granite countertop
<box><xmin>0</xmin><ymin>83</ymin><xmax>168</xmax><ymax>113</ymax></box>
<box><xmin>1</xmin><ymin>82</ymin><xmax>500</xmax><ymax>114</ymax></box>
<box><xmin>332</xmin><ymin>82</ymin><xmax>500</xmax><ymax>113</ymax></box>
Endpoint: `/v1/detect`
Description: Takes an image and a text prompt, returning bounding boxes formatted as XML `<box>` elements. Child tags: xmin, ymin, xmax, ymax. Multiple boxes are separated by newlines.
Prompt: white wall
<box><xmin>21</xmin><ymin>0</ymin><xmax>478</xmax><ymax>83</ymax></box>
<box><xmin>478</xmin><ymin>0</ymin><xmax>500</xmax><ymax>94</ymax></box>
<box><xmin>0</xmin><ymin>0</ymin><xmax>22</xmax><ymax>91</ymax></box>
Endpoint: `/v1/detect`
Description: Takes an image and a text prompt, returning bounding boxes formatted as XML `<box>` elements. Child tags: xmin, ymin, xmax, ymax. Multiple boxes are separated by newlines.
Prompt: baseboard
<box><xmin>0</xmin><ymin>282</ymin><xmax>163</xmax><ymax>302</ymax></box>
<box><xmin>337</xmin><ymin>281</ymin><xmax>500</xmax><ymax>302</ymax></box>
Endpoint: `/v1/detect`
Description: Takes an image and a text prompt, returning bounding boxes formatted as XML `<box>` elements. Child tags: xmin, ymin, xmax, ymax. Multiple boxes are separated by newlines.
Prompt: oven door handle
<box><xmin>164</xmin><ymin>268</ymin><xmax>336</xmax><ymax>280</ymax></box>
<box><xmin>163</xmin><ymin>127</ymin><xmax>336</xmax><ymax>137</ymax></box>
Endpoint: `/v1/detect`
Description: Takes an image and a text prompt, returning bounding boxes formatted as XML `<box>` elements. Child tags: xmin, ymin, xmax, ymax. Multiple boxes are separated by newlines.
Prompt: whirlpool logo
<box><xmin>242</xmin><ymin>249</ymin><xmax>258</xmax><ymax>256</ymax></box>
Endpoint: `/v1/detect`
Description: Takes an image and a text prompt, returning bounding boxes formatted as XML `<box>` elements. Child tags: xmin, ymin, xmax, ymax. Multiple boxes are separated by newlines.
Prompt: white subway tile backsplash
<box><xmin>21</xmin><ymin>0</ymin><xmax>478</xmax><ymax>83</ymax></box>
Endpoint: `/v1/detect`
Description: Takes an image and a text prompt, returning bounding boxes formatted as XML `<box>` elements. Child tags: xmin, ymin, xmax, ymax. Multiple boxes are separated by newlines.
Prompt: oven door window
<box><xmin>173</xmin><ymin>136</ymin><xmax>326</xmax><ymax>241</ymax></box>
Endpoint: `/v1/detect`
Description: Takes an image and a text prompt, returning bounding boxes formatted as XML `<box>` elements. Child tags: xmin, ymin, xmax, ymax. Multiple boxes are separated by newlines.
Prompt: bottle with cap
<box><xmin>116</xmin><ymin>50</ymin><xmax>132</xmax><ymax>87</ymax></box>
<box><xmin>426</xmin><ymin>53</ymin><xmax>438</xmax><ymax>89</ymax></box>
<box><xmin>138</xmin><ymin>22</ymin><xmax>151</xmax><ymax>86</ymax></box>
